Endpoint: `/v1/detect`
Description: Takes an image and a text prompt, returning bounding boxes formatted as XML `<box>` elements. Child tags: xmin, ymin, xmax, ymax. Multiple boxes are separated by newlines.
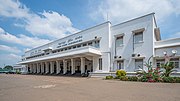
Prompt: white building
<box><xmin>13</xmin><ymin>65</ymin><xmax>27</xmax><ymax>74</ymax></box>
<box><xmin>18</xmin><ymin>13</ymin><xmax>180</xmax><ymax>77</ymax></box>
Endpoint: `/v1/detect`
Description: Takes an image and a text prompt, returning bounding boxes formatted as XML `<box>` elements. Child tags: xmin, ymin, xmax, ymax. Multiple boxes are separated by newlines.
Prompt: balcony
<box><xmin>18</xmin><ymin>46</ymin><xmax>101</xmax><ymax>64</ymax></box>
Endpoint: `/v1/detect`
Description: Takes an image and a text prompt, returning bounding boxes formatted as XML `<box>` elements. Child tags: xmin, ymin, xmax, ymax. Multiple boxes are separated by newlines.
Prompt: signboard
<box><xmin>57</xmin><ymin>36</ymin><xmax>83</xmax><ymax>48</ymax></box>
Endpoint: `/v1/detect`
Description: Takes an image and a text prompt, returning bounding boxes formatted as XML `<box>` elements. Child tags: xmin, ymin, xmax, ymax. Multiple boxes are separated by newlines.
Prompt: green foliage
<box><xmin>162</xmin><ymin>77</ymin><xmax>180</xmax><ymax>83</ymax></box>
<box><xmin>161</xmin><ymin>62</ymin><xmax>176</xmax><ymax>77</ymax></box>
<box><xmin>16</xmin><ymin>71</ymin><xmax>21</xmax><ymax>74</ymax></box>
<box><xmin>4</xmin><ymin>65</ymin><xmax>13</xmax><ymax>70</ymax></box>
<box><xmin>114</xmin><ymin>76</ymin><xmax>120</xmax><ymax>79</ymax></box>
<box><xmin>127</xmin><ymin>76</ymin><xmax>138</xmax><ymax>81</ymax></box>
<box><xmin>136</xmin><ymin>56</ymin><xmax>162</xmax><ymax>82</ymax></box>
<box><xmin>119</xmin><ymin>76</ymin><xmax>128</xmax><ymax>81</ymax></box>
<box><xmin>116</xmin><ymin>70</ymin><xmax>126</xmax><ymax>77</ymax></box>
<box><xmin>105</xmin><ymin>75</ymin><xmax>113</xmax><ymax>80</ymax></box>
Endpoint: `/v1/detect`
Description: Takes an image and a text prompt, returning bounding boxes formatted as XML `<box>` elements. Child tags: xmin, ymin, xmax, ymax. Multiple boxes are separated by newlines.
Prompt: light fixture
<box><xmin>172</xmin><ymin>50</ymin><xmax>177</xmax><ymax>55</ymax></box>
<box><xmin>163</xmin><ymin>51</ymin><xmax>167</xmax><ymax>55</ymax></box>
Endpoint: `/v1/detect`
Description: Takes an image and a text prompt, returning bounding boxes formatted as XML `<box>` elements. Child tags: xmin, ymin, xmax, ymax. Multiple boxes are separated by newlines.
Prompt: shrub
<box><xmin>128</xmin><ymin>76</ymin><xmax>138</xmax><ymax>81</ymax></box>
<box><xmin>114</xmin><ymin>76</ymin><xmax>120</xmax><ymax>79</ymax></box>
<box><xmin>105</xmin><ymin>75</ymin><xmax>113</xmax><ymax>80</ymax></box>
<box><xmin>116</xmin><ymin>70</ymin><xmax>126</xmax><ymax>77</ymax></box>
<box><xmin>173</xmin><ymin>77</ymin><xmax>180</xmax><ymax>83</ymax></box>
<box><xmin>161</xmin><ymin>62</ymin><xmax>177</xmax><ymax>77</ymax></box>
<box><xmin>120</xmin><ymin>76</ymin><xmax>128</xmax><ymax>81</ymax></box>
<box><xmin>162</xmin><ymin>77</ymin><xmax>180</xmax><ymax>83</ymax></box>
<box><xmin>16</xmin><ymin>71</ymin><xmax>21</xmax><ymax>74</ymax></box>
<box><xmin>138</xmin><ymin>75</ymin><xmax>148</xmax><ymax>82</ymax></box>
<box><xmin>136</xmin><ymin>56</ymin><xmax>162</xmax><ymax>82</ymax></box>
<box><xmin>162</xmin><ymin>77</ymin><xmax>175</xmax><ymax>83</ymax></box>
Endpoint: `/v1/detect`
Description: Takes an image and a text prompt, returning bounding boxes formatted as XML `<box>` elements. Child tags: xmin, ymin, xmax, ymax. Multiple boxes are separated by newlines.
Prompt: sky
<box><xmin>0</xmin><ymin>0</ymin><xmax>180</xmax><ymax>68</ymax></box>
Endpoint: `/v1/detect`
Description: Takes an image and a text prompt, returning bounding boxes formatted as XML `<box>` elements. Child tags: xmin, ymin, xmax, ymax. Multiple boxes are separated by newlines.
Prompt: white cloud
<box><xmin>0</xmin><ymin>0</ymin><xmax>30</xmax><ymax>18</ymax></box>
<box><xmin>25</xmin><ymin>11</ymin><xmax>79</xmax><ymax>38</ymax></box>
<box><xmin>90</xmin><ymin>0</ymin><xmax>180</xmax><ymax>24</ymax></box>
<box><xmin>0</xmin><ymin>0</ymin><xmax>79</xmax><ymax>39</ymax></box>
<box><xmin>0</xmin><ymin>44</ymin><xmax>21</xmax><ymax>53</ymax></box>
<box><xmin>0</xmin><ymin>27</ymin><xmax>51</xmax><ymax>48</ymax></box>
<box><xmin>0</xmin><ymin>53</ymin><xmax>21</xmax><ymax>67</ymax></box>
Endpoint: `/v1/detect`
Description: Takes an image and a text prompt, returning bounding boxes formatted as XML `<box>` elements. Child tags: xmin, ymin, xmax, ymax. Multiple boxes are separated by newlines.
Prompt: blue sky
<box><xmin>0</xmin><ymin>0</ymin><xmax>180</xmax><ymax>68</ymax></box>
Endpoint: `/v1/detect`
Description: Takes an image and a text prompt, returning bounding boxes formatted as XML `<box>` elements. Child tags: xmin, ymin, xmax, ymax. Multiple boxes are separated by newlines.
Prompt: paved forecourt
<box><xmin>0</xmin><ymin>74</ymin><xmax>180</xmax><ymax>101</ymax></box>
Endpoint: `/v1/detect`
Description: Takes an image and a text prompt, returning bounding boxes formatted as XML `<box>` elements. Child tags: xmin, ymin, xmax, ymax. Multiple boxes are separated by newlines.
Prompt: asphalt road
<box><xmin>0</xmin><ymin>74</ymin><xmax>180</xmax><ymax>101</ymax></box>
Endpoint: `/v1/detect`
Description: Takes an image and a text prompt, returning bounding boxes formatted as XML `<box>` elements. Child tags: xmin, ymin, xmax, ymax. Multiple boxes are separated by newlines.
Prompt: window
<box><xmin>88</xmin><ymin>42</ymin><xmax>92</xmax><ymax>46</ymax></box>
<box><xmin>77</xmin><ymin>45</ymin><xmax>81</xmax><ymax>48</ymax></box>
<box><xmin>83</xmin><ymin>43</ymin><xmax>87</xmax><ymax>46</ymax></box>
<box><xmin>156</xmin><ymin>59</ymin><xmax>165</xmax><ymax>68</ymax></box>
<box><xmin>99</xmin><ymin>58</ymin><xmax>102</xmax><ymax>70</ymax></box>
<box><xmin>73</xmin><ymin>46</ymin><xmax>76</xmax><ymax>49</ymax></box>
<box><xmin>117</xmin><ymin>60</ymin><xmax>124</xmax><ymax>70</ymax></box>
<box><xmin>116</xmin><ymin>36</ymin><xmax>123</xmax><ymax>47</ymax></box>
<box><xmin>135</xmin><ymin>59</ymin><xmax>143</xmax><ymax>70</ymax></box>
<box><xmin>67</xmin><ymin>47</ymin><xmax>71</xmax><ymax>50</ymax></box>
<box><xmin>134</xmin><ymin>32</ymin><xmax>143</xmax><ymax>43</ymax></box>
<box><xmin>170</xmin><ymin>58</ymin><xmax>179</xmax><ymax>68</ymax></box>
<box><xmin>95</xmin><ymin>40</ymin><xmax>100</xmax><ymax>48</ymax></box>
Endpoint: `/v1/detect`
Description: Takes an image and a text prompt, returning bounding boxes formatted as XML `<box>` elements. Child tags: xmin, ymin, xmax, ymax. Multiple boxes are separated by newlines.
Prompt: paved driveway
<box><xmin>0</xmin><ymin>74</ymin><xmax>180</xmax><ymax>101</ymax></box>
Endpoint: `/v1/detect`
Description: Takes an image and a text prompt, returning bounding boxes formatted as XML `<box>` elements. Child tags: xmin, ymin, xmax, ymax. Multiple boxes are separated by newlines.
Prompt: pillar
<box><xmin>81</xmin><ymin>57</ymin><xmax>85</xmax><ymax>74</ymax></box>
<box><xmin>45</xmin><ymin>62</ymin><xmax>49</xmax><ymax>74</ymax></box>
<box><xmin>50</xmin><ymin>61</ymin><xmax>54</xmax><ymax>74</ymax></box>
<box><xmin>71</xmin><ymin>59</ymin><xmax>75</xmax><ymax>74</ymax></box>
<box><xmin>33</xmin><ymin>64</ymin><xmax>36</xmax><ymax>73</ymax></box>
<box><xmin>37</xmin><ymin>63</ymin><xmax>39</xmax><ymax>73</ymax></box>
<box><xmin>63</xmin><ymin>60</ymin><xmax>67</xmax><ymax>74</ymax></box>
<box><xmin>41</xmin><ymin>62</ymin><xmax>44</xmax><ymax>74</ymax></box>
<box><xmin>93</xmin><ymin>56</ymin><xmax>99</xmax><ymax>72</ymax></box>
<box><xmin>30</xmin><ymin>64</ymin><xmax>32</xmax><ymax>73</ymax></box>
<box><xmin>56</xmin><ymin>61</ymin><xmax>60</xmax><ymax>74</ymax></box>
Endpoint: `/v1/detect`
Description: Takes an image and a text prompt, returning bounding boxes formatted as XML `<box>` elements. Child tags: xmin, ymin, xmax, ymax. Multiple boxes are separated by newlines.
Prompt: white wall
<box><xmin>111</xmin><ymin>14</ymin><xmax>155</xmax><ymax>72</ymax></box>
<box><xmin>23</xmin><ymin>22</ymin><xmax>111</xmax><ymax>73</ymax></box>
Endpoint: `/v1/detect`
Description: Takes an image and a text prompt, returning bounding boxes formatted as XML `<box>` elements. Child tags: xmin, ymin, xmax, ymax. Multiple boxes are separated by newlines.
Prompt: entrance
<box><xmin>60</xmin><ymin>62</ymin><xmax>63</xmax><ymax>73</ymax></box>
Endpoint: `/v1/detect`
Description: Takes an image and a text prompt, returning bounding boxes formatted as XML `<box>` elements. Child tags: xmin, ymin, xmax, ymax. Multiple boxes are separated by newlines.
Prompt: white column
<box><xmin>81</xmin><ymin>57</ymin><xmax>85</xmax><ymax>74</ymax></box>
<box><xmin>63</xmin><ymin>60</ymin><xmax>67</xmax><ymax>74</ymax></box>
<box><xmin>41</xmin><ymin>62</ymin><xmax>44</xmax><ymax>74</ymax></box>
<box><xmin>50</xmin><ymin>61</ymin><xmax>54</xmax><ymax>74</ymax></box>
<box><xmin>36</xmin><ymin>63</ymin><xmax>39</xmax><ymax>73</ymax></box>
<box><xmin>45</xmin><ymin>62</ymin><xmax>49</xmax><ymax>74</ymax></box>
<box><xmin>56</xmin><ymin>61</ymin><xmax>60</xmax><ymax>74</ymax></box>
<box><xmin>33</xmin><ymin>64</ymin><xmax>36</xmax><ymax>73</ymax></box>
<box><xmin>30</xmin><ymin>64</ymin><xmax>33</xmax><ymax>73</ymax></box>
<box><xmin>71</xmin><ymin>58</ymin><xmax>75</xmax><ymax>74</ymax></box>
<box><xmin>93</xmin><ymin>56</ymin><xmax>99</xmax><ymax>72</ymax></box>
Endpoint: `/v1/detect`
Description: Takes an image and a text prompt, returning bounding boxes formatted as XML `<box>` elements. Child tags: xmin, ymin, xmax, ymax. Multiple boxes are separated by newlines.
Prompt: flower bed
<box><xmin>105</xmin><ymin>56</ymin><xmax>180</xmax><ymax>83</ymax></box>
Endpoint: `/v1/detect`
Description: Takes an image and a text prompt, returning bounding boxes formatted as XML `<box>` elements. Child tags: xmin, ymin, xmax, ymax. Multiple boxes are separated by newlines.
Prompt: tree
<box><xmin>4</xmin><ymin>65</ymin><xmax>13</xmax><ymax>70</ymax></box>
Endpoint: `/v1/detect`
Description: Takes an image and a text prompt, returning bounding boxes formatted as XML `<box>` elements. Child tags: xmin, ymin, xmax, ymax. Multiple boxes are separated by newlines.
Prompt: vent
<box><xmin>132</xmin><ymin>54</ymin><xmax>136</xmax><ymax>57</ymax></box>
